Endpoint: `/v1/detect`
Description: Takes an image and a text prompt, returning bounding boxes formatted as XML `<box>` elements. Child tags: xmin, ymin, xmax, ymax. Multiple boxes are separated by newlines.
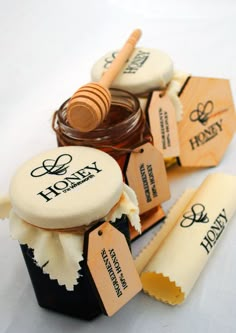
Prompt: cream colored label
<box><xmin>10</xmin><ymin>146</ymin><xmax>124</xmax><ymax>229</ymax></box>
<box><xmin>136</xmin><ymin>173</ymin><xmax>236</xmax><ymax>305</ymax></box>
<box><xmin>91</xmin><ymin>47</ymin><xmax>174</xmax><ymax>94</ymax></box>
<box><xmin>180</xmin><ymin>203</ymin><xmax>227</xmax><ymax>255</ymax></box>
<box><xmin>33</xmin><ymin>156</ymin><xmax>103</xmax><ymax>203</ymax></box>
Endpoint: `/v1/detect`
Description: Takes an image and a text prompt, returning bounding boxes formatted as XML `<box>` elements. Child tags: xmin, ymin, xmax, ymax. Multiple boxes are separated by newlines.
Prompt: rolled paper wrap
<box><xmin>135</xmin><ymin>173</ymin><xmax>236</xmax><ymax>305</ymax></box>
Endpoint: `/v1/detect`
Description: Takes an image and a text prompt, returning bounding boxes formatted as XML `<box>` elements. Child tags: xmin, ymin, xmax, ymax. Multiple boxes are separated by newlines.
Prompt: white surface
<box><xmin>1</xmin><ymin>0</ymin><xmax>236</xmax><ymax>332</ymax></box>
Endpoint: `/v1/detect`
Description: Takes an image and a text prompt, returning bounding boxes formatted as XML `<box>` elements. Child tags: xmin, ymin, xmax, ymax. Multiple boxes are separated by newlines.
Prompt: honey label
<box><xmin>91</xmin><ymin>47</ymin><xmax>173</xmax><ymax>95</ymax></box>
<box><xmin>9</xmin><ymin>146</ymin><xmax>124</xmax><ymax>230</ymax></box>
<box><xmin>124</xmin><ymin>143</ymin><xmax>170</xmax><ymax>215</ymax></box>
<box><xmin>83</xmin><ymin>221</ymin><xmax>142</xmax><ymax>317</ymax></box>
<box><xmin>147</xmin><ymin>92</ymin><xmax>180</xmax><ymax>158</ymax></box>
<box><xmin>178</xmin><ymin>76</ymin><xmax>236</xmax><ymax>167</ymax></box>
<box><xmin>138</xmin><ymin>173</ymin><xmax>236</xmax><ymax>305</ymax></box>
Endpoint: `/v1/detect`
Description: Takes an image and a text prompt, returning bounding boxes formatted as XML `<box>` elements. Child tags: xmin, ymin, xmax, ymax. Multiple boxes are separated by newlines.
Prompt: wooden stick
<box><xmin>67</xmin><ymin>29</ymin><xmax>142</xmax><ymax>132</ymax></box>
<box><xmin>99</xmin><ymin>29</ymin><xmax>142</xmax><ymax>88</ymax></box>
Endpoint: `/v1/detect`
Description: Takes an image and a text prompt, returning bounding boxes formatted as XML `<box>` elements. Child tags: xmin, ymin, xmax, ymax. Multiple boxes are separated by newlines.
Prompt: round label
<box><xmin>91</xmin><ymin>47</ymin><xmax>174</xmax><ymax>95</ymax></box>
<box><xmin>10</xmin><ymin>146</ymin><xmax>123</xmax><ymax>229</ymax></box>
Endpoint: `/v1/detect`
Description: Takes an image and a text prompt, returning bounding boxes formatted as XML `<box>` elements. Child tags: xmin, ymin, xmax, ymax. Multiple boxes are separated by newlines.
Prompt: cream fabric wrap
<box><xmin>138</xmin><ymin>70</ymin><xmax>189</xmax><ymax>123</ymax></box>
<box><xmin>166</xmin><ymin>70</ymin><xmax>189</xmax><ymax>122</ymax></box>
<box><xmin>91</xmin><ymin>47</ymin><xmax>189</xmax><ymax>122</ymax></box>
<box><xmin>135</xmin><ymin>173</ymin><xmax>236</xmax><ymax>305</ymax></box>
<box><xmin>1</xmin><ymin>184</ymin><xmax>141</xmax><ymax>291</ymax></box>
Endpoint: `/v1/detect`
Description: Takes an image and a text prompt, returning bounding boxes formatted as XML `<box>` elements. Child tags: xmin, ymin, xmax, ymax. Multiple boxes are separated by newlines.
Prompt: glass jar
<box><xmin>9</xmin><ymin>146</ymin><xmax>137</xmax><ymax>320</ymax></box>
<box><xmin>53</xmin><ymin>89</ymin><xmax>165</xmax><ymax>238</ymax></box>
<box><xmin>20</xmin><ymin>216</ymin><xmax>130</xmax><ymax>320</ymax></box>
<box><xmin>53</xmin><ymin>89</ymin><xmax>152</xmax><ymax>171</ymax></box>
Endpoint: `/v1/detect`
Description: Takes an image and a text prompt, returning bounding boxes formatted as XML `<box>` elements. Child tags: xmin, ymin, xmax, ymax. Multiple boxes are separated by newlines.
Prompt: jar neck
<box><xmin>56</xmin><ymin>89</ymin><xmax>146</xmax><ymax>146</ymax></box>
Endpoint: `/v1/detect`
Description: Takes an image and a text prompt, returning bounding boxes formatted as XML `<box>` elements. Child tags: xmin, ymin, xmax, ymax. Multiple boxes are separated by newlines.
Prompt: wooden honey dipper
<box><xmin>67</xmin><ymin>29</ymin><xmax>142</xmax><ymax>132</ymax></box>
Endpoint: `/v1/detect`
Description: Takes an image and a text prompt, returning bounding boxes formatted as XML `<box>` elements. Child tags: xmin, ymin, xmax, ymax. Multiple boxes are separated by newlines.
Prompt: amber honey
<box><xmin>54</xmin><ymin>89</ymin><xmax>152</xmax><ymax>171</ymax></box>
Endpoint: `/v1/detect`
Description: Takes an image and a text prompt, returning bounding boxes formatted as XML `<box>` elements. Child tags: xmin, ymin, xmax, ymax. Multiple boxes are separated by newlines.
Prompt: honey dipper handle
<box><xmin>99</xmin><ymin>29</ymin><xmax>142</xmax><ymax>88</ymax></box>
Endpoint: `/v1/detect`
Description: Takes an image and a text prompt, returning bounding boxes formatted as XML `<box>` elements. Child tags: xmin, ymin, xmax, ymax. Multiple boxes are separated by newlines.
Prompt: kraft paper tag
<box><xmin>178</xmin><ymin>76</ymin><xmax>236</xmax><ymax>167</ymax></box>
<box><xmin>83</xmin><ymin>221</ymin><xmax>142</xmax><ymax>317</ymax></box>
<box><xmin>135</xmin><ymin>173</ymin><xmax>236</xmax><ymax>305</ymax></box>
<box><xmin>147</xmin><ymin>92</ymin><xmax>180</xmax><ymax>158</ymax></box>
<box><xmin>124</xmin><ymin>143</ymin><xmax>170</xmax><ymax>215</ymax></box>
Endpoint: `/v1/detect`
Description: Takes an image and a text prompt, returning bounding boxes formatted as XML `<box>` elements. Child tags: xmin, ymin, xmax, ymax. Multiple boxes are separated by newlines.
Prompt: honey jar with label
<box><xmin>8</xmin><ymin>146</ymin><xmax>141</xmax><ymax>319</ymax></box>
<box><xmin>53</xmin><ymin>89</ymin><xmax>170</xmax><ymax>239</ymax></box>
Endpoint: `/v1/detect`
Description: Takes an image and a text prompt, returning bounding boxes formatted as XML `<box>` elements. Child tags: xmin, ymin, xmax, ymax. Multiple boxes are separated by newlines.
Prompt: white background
<box><xmin>1</xmin><ymin>0</ymin><xmax>236</xmax><ymax>332</ymax></box>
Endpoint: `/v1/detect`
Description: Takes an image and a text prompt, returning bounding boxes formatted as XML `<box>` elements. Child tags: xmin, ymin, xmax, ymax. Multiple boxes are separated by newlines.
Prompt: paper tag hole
<box><xmin>98</xmin><ymin>230</ymin><xmax>103</xmax><ymax>236</ymax></box>
<box><xmin>159</xmin><ymin>91</ymin><xmax>165</xmax><ymax>98</ymax></box>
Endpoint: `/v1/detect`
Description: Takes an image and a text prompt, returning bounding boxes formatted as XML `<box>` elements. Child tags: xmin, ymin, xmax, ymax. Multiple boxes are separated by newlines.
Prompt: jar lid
<box><xmin>10</xmin><ymin>146</ymin><xmax>123</xmax><ymax>229</ymax></box>
<box><xmin>91</xmin><ymin>47</ymin><xmax>174</xmax><ymax>95</ymax></box>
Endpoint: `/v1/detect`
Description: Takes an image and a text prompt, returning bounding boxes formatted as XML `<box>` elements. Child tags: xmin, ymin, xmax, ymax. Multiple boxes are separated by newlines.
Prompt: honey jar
<box><xmin>53</xmin><ymin>89</ymin><xmax>169</xmax><ymax>238</ymax></box>
<box><xmin>9</xmin><ymin>146</ymin><xmax>141</xmax><ymax>319</ymax></box>
<box><xmin>53</xmin><ymin>89</ymin><xmax>151</xmax><ymax>169</ymax></box>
